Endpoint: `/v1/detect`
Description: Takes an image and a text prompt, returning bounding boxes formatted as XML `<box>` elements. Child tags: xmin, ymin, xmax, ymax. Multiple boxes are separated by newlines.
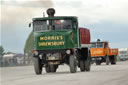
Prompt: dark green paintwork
<box><xmin>34</xmin><ymin>30</ymin><xmax>78</xmax><ymax>50</ymax></box>
<box><xmin>33</xmin><ymin>16</ymin><xmax>77</xmax><ymax>22</ymax></box>
<box><xmin>33</xmin><ymin>16</ymin><xmax>79</xmax><ymax>50</ymax></box>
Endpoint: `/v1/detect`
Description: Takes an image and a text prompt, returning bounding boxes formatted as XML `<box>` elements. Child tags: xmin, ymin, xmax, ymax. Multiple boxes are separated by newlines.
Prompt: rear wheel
<box><xmin>33</xmin><ymin>57</ymin><xmax>42</xmax><ymax>74</ymax></box>
<box><xmin>96</xmin><ymin>60</ymin><xmax>101</xmax><ymax>65</ymax></box>
<box><xmin>111</xmin><ymin>61</ymin><xmax>116</xmax><ymax>64</ymax></box>
<box><xmin>50</xmin><ymin>65</ymin><xmax>56</xmax><ymax>72</ymax></box>
<box><xmin>85</xmin><ymin>53</ymin><xmax>91</xmax><ymax>71</ymax></box>
<box><xmin>45</xmin><ymin>65</ymin><xmax>50</xmax><ymax>73</ymax></box>
<box><xmin>80</xmin><ymin>60</ymin><xmax>85</xmax><ymax>72</ymax></box>
<box><xmin>45</xmin><ymin>64</ymin><xmax>57</xmax><ymax>73</ymax></box>
<box><xmin>69</xmin><ymin>55</ymin><xmax>77</xmax><ymax>73</ymax></box>
<box><xmin>111</xmin><ymin>56</ymin><xmax>116</xmax><ymax>65</ymax></box>
<box><xmin>106</xmin><ymin>56</ymin><xmax>110</xmax><ymax>65</ymax></box>
<box><xmin>85</xmin><ymin>59</ymin><xmax>91</xmax><ymax>71</ymax></box>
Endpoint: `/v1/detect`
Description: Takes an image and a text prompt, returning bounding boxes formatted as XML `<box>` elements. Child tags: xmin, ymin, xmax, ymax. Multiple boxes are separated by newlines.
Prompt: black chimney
<box><xmin>47</xmin><ymin>8</ymin><xmax>55</xmax><ymax>17</ymax></box>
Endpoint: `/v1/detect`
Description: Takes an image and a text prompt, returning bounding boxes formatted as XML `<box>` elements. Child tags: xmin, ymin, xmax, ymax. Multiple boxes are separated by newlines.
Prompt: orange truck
<box><xmin>90</xmin><ymin>41</ymin><xmax>118</xmax><ymax>65</ymax></box>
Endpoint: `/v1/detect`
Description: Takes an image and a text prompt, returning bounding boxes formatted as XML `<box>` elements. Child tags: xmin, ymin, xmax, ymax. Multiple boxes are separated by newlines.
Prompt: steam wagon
<box><xmin>30</xmin><ymin>8</ymin><xmax>91</xmax><ymax>74</ymax></box>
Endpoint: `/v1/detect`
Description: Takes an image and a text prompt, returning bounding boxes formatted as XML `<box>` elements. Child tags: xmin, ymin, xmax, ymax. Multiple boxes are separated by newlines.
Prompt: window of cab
<box><xmin>33</xmin><ymin>19</ymin><xmax>77</xmax><ymax>32</ymax></box>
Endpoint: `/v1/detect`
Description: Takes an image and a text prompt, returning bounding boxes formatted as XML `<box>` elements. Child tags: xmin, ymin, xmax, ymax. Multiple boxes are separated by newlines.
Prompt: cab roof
<box><xmin>90</xmin><ymin>41</ymin><xmax>108</xmax><ymax>44</ymax></box>
<box><xmin>33</xmin><ymin>16</ymin><xmax>78</xmax><ymax>21</ymax></box>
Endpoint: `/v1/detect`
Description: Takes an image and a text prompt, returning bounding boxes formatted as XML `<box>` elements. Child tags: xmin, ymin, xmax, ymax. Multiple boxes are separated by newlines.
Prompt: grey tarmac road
<box><xmin>0</xmin><ymin>61</ymin><xmax>128</xmax><ymax>85</ymax></box>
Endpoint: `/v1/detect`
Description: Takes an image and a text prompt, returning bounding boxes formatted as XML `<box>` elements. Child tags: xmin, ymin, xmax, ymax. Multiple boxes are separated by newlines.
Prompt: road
<box><xmin>0</xmin><ymin>61</ymin><xmax>128</xmax><ymax>85</ymax></box>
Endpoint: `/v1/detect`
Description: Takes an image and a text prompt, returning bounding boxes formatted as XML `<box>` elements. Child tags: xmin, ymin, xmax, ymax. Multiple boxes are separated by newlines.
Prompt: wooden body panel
<box><xmin>109</xmin><ymin>48</ymin><xmax>118</xmax><ymax>56</ymax></box>
<box><xmin>90</xmin><ymin>48</ymin><xmax>107</xmax><ymax>57</ymax></box>
<box><xmin>90</xmin><ymin>42</ymin><xmax>118</xmax><ymax>58</ymax></box>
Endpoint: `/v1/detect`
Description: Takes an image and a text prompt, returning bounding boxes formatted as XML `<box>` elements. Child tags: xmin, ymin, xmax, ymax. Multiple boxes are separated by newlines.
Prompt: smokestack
<box><xmin>43</xmin><ymin>12</ymin><xmax>45</xmax><ymax>17</ymax></box>
<box><xmin>47</xmin><ymin>8</ymin><xmax>55</xmax><ymax>17</ymax></box>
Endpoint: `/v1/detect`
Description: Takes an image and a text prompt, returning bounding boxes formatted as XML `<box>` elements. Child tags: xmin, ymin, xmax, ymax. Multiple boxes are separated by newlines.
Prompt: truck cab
<box><xmin>32</xmin><ymin>16</ymin><xmax>78</xmax><ymax>50</ymax></box>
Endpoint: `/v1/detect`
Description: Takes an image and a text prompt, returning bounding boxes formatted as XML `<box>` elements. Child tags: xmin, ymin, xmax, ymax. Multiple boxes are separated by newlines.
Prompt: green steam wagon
<box><xmin>30</xmin><ymin>8</ymin><xmax>91</xmax><ymax>74</ymax></box>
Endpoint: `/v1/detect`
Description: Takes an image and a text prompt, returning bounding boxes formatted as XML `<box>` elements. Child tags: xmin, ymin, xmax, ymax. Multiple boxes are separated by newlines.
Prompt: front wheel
<box><xmin>33</xmin><ymin>57</ymin><xmax>42</xmax><ymax>74</ymax></box>
<box><xmin>69</xmin><ymin>55</ymin><xmax>77</xmax><ymax>73</ymax></box>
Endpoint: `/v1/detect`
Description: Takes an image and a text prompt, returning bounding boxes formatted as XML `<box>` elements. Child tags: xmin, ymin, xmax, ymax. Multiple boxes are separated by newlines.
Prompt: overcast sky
<box><xmin>1</xmin><ymin>0</ymin><xmax>128</xmax><ymax>53</ymax></box>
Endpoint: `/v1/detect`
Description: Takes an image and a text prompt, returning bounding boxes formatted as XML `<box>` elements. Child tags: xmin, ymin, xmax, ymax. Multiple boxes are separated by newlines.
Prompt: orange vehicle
<box><xmin>90</xmin><ymin>41</ymin><xmax>118</xmax><ymax>65</ymax></box>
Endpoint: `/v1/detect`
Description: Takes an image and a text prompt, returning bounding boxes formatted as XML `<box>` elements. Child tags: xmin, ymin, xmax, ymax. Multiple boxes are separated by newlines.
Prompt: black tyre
<box><xmin>80</xmin><ymin>60</ymin><xmax>85</xmax><ymax>72</ymax></box>
<box><xmin>96</xmin><ymin>60</ymin><xmax>101</xmax><ymax>65</ymax></box>
<box><xmin>111</xmin><ymin>56</ymin><xmax>117</xmax><ymax>65</ymax></box>
<box><xmin>45</xmin><ymin>65</ymin><xmax>57</xmax><ymax>73</ymax></box>
<box><xmin>85</xmin><ymin>54</ymin><xmax>91</xmax><ymax>71</ymax></box>
<box><xmin>45</xmin><ymin>65</ymin><xmax>50</xmax><ymax>73</ymax></box>
<box><xmin>85</xmin><ymin>60</ymin><xmax>91</xmax><ymax>71</ymax></box>
<box><xmin>106</xmin><ymin>56</ymin><xmax>110</xmax><ymax>65</ymax></box>
<box><xmin>111</xmin><ymin>57</ymin><xmax>116</xmax><ymax>65</ymax></box>
<box><xmin>111</xmin><ymin>61</ymin><xmax>116</xmax><ymax>65</ymax></box>
<box><xmin>33</xmin><ymin>57</ymin><xmax>42</xmax><ymax>74</ymax></box>
<box><xmin>50</xmin><ymin>65</ymin><xmax>56</xmax><ymax>72</ymax></box>
<box><xmin>69</xmin><ymin>55</ymin><xmax>77</xmax><ymax>73</ymax></box>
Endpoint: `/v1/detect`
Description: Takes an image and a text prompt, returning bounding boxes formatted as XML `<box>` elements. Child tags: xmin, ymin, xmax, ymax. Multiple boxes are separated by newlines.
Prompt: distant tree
<box><xmin>24</xmin><ymin>31</ymin><xmax>34</xmax><ymax>56</ymax></box>
<box><xmin>6</xmin><ymin>52</ymin><xmax>14</xmax><ymax>54</ymax></box>
<box><xmin>0</xmin><ymin>45</ymin><xmax>4</xmax><ymax>55</ymax></box>
<box><xmin>0</xmin><ymin>45</ymin><xmax>4</xmax><ymax>66</ymax></box>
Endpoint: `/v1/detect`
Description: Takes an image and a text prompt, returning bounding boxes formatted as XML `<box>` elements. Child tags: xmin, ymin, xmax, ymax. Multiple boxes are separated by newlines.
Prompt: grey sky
<box><xmin>1</xmin><ymin>0</ymin><xmax>128</xmax><ymax>53</ymax></box>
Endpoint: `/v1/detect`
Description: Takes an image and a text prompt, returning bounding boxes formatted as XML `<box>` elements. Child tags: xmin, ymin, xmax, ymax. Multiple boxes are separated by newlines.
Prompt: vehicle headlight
<box><xmin>66</xmin><ymin>50</ymin><xmax>71</xmax><ymax>54</ymax></box>
<box><xmin>34</xmin><ymin>51</ymin><xmax>38</xmax><ymax>56</ymax></box>
<box><xmin>32</xmin><ymin>50</ymin><xmax>38</xmax><ymax>56</ymax></box>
